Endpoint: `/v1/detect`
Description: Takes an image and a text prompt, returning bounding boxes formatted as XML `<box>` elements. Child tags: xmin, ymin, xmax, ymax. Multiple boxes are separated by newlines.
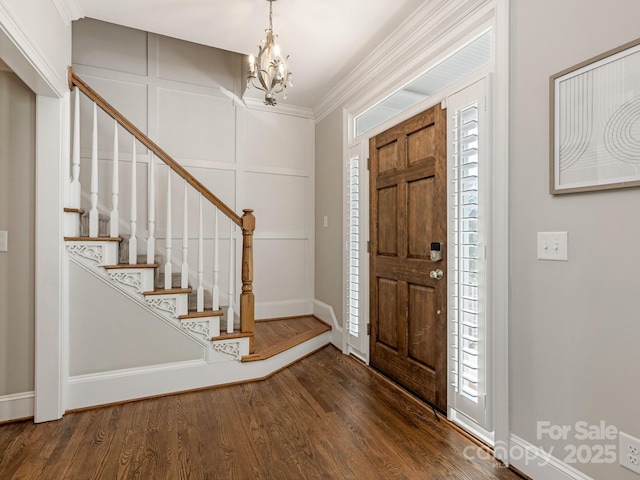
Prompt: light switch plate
<box><xmin>0</xmin><ymin>231</ymin><xmax>7</xmax><ymax>252</ymax></box>
<box><xmin>537</xmin><ymin>232</ymin><xmax>568</xmax><ymax>261</ymax></box>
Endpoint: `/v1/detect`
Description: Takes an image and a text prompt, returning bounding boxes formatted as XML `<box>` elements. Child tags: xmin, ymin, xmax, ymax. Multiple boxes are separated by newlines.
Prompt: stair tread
<box><xmin>65</xmin><ymin>236</ymin><xmax>122</xmax><ymax>242</ymax></box>
<box><xmin>210</xmin><ymin>331</ymin><xmax>253</xmax><ymax>341</ymax></box>
<box><xmin>143</xmin><ymin>287</ymin><xmax>192</xmax><ymax>296</ymax></box>
<box><xmin>104</xmin><ymin>263</ymin><xmax>158</xmax><ymax>269</ymax></box>
<box><xmin>242</xmin><ymin>316</ymin><xmax>331</xmax><ymax>362</ymax></box>
<box><xmin>178</xmin><ymin>309</ymin><xmax>224</xmax><ymax>319</ymax></box>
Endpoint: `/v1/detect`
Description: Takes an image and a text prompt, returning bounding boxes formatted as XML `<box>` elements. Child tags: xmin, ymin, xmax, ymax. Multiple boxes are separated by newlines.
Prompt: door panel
<box><xmin>407</xmin><ymin>284</ymin><xmax>436</xmax><ymax>368</ymax></box>
<box><xmin>377</xmin><ymin>187</ymin><xmax>398</xmax><ymax>256</ymax></box>
<box><xmin>369</xmin><ymin>104</ymin><xmax>447</xmax><ymax>411</ymax></box>
<box><xmin>378</xmin><ymin>141</ymin><xmax>399</xmax><ymax>173</ymax></box>
<box><xmin>407</xmin><ymin>177</ymin><xmax>435</xmax><ymax>259</ymax></box>
<box><xmin>377</xmin><ymin>278</ymin><xmax>399</xmax><ymax>350</ymax></box>
<box><xmin>407</xmin><ymin>124</ymin><xmax>435</xmax><ymax>165</ymax></box>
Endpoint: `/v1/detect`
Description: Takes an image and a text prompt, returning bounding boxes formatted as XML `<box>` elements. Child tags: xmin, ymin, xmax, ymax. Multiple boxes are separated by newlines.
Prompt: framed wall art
<box><xmin>550</xmin><ymin>37</ymin><xmax>640</xmax><ymax>194</ymax></box>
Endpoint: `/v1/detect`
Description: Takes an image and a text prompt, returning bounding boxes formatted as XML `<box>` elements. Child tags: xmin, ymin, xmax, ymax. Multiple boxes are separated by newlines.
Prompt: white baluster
<box><xmin>227</xmin><ymin>223</ymin><xmax>235</xmax><ymax>333</ymax></box>
<box><xmin>89</xmin><ymin>102</ymin><xmax>99</xmax><ymax>237</ymax></box>
<box><xmin>212</xmin><ymin>207</ymin><xmax>220</xmax><ymax>310</ymax></box>
<box><xmin>129</xmin><ymin>139</ymin><xmax>138</xmax><ymax>264</ymax></box>
<box><xmin>197</xmin><ymin>195</ymin><xmax>204</xmax><ymax>312</ymax></box>
<box><xmin>110</xmin><ymin>120</ymin><xmax>119</xmax><ymax>238</ymax></box>
<box><xmin>181</xmin><ymin>180</ymin><xmax>189</xmax><ymax>289</ymax></box>
<box><xmin>147</xmin><ymin>153</ymin><xmax>156</xmax><ymax>264</ymax></box>
<box><xmin>70</xmin><ymin>88</ymin><xmax>81</xmax><ymax>209</ymax></box>
<box><xmin>164</xmin><ymin>170</ymin><xmax>172</xmax><ymax>290</ymax></box>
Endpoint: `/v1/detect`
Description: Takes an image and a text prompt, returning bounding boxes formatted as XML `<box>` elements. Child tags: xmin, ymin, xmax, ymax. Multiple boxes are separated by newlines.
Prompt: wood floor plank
<box><xmin>250</xmin><ymin>316</ymin><xmax>331</xmax><ymax>360</ymax></box>
<box><xmin>0</xmin><ymin>347</ymin><xmax>523</xmax><ymax>480</ymax></box>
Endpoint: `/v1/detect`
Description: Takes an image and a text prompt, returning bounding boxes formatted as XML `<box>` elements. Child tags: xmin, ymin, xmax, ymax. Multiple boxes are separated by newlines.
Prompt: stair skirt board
<box><xmin>67</xmin><ymin>332</ymin><xmax>331</xmax><ymax>410</ymax></box>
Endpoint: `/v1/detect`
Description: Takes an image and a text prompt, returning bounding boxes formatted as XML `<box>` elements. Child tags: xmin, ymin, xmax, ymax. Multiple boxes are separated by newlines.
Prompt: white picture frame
<box><xmin>550</xmin><ymin>37</ymin><xmax>640</xmax><ymax>194</ymax></box>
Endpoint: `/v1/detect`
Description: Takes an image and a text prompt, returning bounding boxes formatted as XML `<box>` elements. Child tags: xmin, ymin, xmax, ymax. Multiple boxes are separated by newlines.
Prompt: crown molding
<box><xmin>52</xmin><ymin>0</ymin><xmax>84</xmax><ymax>26</ymax></box>
<box><xmin>312</xmin><ymin>0</ymin><xmax>492</xmax><ymax>123</ymax></box>
<box><xmin>244</xmin><ymin>97</ymin><xmax>314</xmax><ymax>119</ymax></box>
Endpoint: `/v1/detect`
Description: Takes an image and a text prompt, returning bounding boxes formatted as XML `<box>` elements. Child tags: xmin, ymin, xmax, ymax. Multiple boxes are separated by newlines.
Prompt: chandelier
<box><xmin>247</xmin><ymin>0</ymin><xmax>292</xmax><ymax>106</ymax></box>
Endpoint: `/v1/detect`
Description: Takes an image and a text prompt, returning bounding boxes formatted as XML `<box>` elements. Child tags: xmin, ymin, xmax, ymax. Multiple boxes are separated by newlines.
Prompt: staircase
<box><xmin>65</xmin><ymin>210</ymin><xmax>245</xmax><ymax>358</ymax></box>
<box><xmin>62</xmin><ymin>67</ymin><xmax>330</xmax><ymax>409</ymax></box>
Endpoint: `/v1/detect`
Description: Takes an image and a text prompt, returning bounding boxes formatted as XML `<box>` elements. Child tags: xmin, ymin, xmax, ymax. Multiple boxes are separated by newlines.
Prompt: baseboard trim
<box><xmin>312</xmin><ymin>299</ymin><xmax>344</xmax><ymax>350</ymax></box>
<box><xmin>509</xmin><ymin>434</ymin><xmax>594</xmax><ymax>480</ymax></box>
<box><xmin>66</xmin><ymin>331</ymin><xmax>331</xmax><ymax>411</ymax></box>
<box><xmin>0</xmin><ymin>391</ymin><xmax>35</xmax><ymax>423</ymax></box>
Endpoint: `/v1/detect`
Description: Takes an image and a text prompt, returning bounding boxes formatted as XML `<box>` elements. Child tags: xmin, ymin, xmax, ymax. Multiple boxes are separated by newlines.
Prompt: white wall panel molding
<box><xmin>78</xmin><ymin>152</ymin><xmax>243</xmax><ymax>173</ymax></box>
<box><xmin>73</xmin><ymin>64</ymin><xmax>235</xmax><ymax>101</ymax></box>
<box><xmin>0</xmin><ymin>392</ymin><xmax>34</xmax><ymax>422</ymax></box>
<box><xmin>253</xmin><ymin>232</ymin><xmax>310</xmax><ymax>240</ymax></box>
<box><xmin>241</xmin><ymin>166</ymin><xmax>310</xmax><ymax>178</ymax></box>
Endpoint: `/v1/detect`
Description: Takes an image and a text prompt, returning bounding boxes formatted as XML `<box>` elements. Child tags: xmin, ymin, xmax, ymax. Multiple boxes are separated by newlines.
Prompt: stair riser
<box><xmin>67</xmin><ymin>241</ymin><xmax>119</xmax><ymax>267</ymax></box>
<box><xmin>145</xmin><ymin>293</ymin><xmax>188</xmax><ymax>318</ymax></box>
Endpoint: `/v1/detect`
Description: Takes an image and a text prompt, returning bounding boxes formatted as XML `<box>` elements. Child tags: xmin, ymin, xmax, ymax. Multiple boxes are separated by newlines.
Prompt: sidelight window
<box><xmin>448</xmin><ymin>78</ymin><xmax>491</xmax><ymax>439</ymax></box>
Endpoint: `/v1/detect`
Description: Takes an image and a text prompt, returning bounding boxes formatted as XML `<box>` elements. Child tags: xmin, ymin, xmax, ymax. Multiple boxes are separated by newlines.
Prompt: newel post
<box><xmin>240</xmin><ymin>209</ymin><xmax>256</xmax><ymax>353</ymax></box>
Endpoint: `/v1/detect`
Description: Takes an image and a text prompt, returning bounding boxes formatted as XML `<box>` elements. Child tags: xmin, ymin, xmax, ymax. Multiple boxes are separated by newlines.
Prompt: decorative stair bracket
<box><xmin>65</xmin><ymin>238</ymin><xmax>120</xmax><ymax>266</ymax></box>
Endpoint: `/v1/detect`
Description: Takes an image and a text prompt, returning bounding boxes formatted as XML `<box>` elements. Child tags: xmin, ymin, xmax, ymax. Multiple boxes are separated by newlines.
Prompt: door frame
<box><xmin>0</xmin><ymin>8</ymin><xmax>70</xmax><ymax>423</ymax></box>
<box><xmin>342</xmin><ymin>0</ymin><xmax>509</xmax><ymax>464</ymax></box>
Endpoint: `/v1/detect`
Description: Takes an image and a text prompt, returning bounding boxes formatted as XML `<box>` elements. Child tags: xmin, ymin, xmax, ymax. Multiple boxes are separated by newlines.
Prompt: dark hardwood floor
<box><xmin>0</xmin><ymin>346</ymin><xmax>522</xmax><ymax>479</ymax></box>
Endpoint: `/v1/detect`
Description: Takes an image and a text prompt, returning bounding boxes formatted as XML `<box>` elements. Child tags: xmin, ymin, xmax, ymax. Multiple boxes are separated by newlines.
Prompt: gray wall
<box><xmin>510</xmin><ymin>1</ymin><xmax>640</xmax><ymax>478</ymax></box>
<box><xmin>0</xmin><ymin>70</ymin><xmax>35</xmax><ymax>395</ymax></box>
<box><xmin>315</xmin><ymin>108</ymin><xmax>345</xmax><ymax>326</ymax></box>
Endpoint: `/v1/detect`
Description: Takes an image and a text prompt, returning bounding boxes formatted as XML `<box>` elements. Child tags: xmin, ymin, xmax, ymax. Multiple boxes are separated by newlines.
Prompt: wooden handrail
<box><xmin>67</xmin><ymin>67</ymin><xmax>243</xmax><ymax>227</ymax></box>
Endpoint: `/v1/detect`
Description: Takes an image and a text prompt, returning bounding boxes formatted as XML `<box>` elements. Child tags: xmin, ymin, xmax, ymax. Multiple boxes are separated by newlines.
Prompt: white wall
<box><xmin>0</xmin><ymin>70</ymin><xmax>35</xmax><ymax>396</ymax></box>
<box><xmin>72</xmin><ymin>18</ymin><xmax>315</xmax><ymax>319</ymax></box>
<box><xmin>510</xmin><ymin>1</ymin><xmax>640</xmax><ymax>478</ymax></box>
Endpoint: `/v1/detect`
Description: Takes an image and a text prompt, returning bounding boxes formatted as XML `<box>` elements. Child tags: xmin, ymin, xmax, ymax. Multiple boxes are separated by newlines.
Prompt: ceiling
<box><xmin>69</xmin><ymin>0</ymin><xmax>426</xmax><ymax>109</ymax></box>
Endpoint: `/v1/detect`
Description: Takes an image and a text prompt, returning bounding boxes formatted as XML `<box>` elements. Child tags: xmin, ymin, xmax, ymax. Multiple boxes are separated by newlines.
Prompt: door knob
<box><xmin>429</xmin><ymin>269</ymin><xmax>444</xmax><ymax>280</ymax></box>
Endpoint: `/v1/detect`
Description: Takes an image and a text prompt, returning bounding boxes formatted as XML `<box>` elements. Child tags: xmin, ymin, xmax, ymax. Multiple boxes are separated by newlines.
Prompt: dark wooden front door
<box><xmin>369</xmin><ymin>104</ymin><xmax>447</xmax><ymax>411</ymax></box>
